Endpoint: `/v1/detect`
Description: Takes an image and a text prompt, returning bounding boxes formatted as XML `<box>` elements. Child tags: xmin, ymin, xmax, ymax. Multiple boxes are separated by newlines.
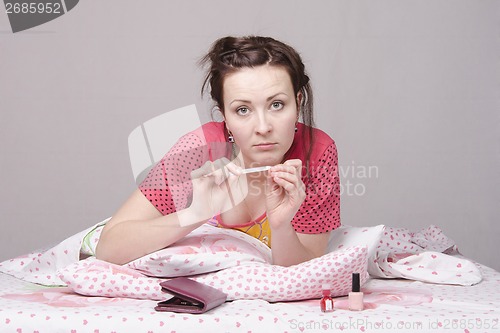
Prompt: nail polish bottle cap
<box><xmin>321</xmin><ymin>284</ymin><xmax>331</xmax><ymax>296</ymax></box>
<box><xmin>352</xmin><ymin>273</ymin><xmax>360</xmax><ymax>292</ymax></box>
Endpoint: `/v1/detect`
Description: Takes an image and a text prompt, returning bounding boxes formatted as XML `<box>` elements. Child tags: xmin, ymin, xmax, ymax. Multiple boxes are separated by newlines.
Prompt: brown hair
<box><xmin>199</xmin><ymin>36</ymin><xmax>315</xmax><ymax>174</ymax></box>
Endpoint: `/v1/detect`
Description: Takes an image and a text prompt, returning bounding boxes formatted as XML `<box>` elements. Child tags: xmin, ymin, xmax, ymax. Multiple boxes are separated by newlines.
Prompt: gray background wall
<box><xmin>1</xmin><ymin>0</ymin><xmax>498</xmax><ymax>271</ymax></box>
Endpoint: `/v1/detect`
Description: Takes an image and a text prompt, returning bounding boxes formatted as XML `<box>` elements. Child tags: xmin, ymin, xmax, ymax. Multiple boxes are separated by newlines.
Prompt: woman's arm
<box><xmin>267</xmin><ymin>143</ymin><xmax>340</xmax><ymax>266</ymax></box>
<box><xmin>96</xmin><ymin>158</ymin><xmax>244</xmax><ymax>265</ymax></box>
<box><xmin>96</xmin><ymin>132</ymin><xmax>213</xmax><ymax>265</ymax></box>
<box><xmin>95</xmin><ymin>189</ymin><xmax>206</xmax><ymax>265</ymax></box>
<box><xmin>266</xmin><ymin>160</ymin><xmax>331</xmax><ymax>266</ymax></box>
<box><xmin>266</xmin><ymin>159</ymin><xmax>323</xmax><ymax>266</ymax></box>
<box><xmin>270</xmin><ymin>227</ymin><xmax>331</xmax><ymax>266</ymax></box>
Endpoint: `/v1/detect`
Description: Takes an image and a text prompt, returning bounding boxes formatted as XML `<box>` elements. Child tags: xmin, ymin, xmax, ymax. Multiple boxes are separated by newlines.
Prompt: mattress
<box><xmin>0</xmin><ymin>221</ymin><xmax>498</xmax><ymax>333</ymax></box>
<box><xmin>0</xmin><ymin>263</ymin><xmax>499</xmax><ymax>333</ymax></box>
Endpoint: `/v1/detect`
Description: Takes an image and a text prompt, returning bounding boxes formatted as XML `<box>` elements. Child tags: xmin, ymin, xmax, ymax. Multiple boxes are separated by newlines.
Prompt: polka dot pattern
<box><xmin>139</xmin><ymin>122</ymin><xmax>341</xmax><ymax>238</ymax></box>
<box><xmin>293</xmin><ymin>143</ymin><xmax>341</xmax><ymax>234</ymax></box>
<box><xmin>139</xmin><ymin>133</ymin><xmax>208</xmax><ymax>214</ymax></box>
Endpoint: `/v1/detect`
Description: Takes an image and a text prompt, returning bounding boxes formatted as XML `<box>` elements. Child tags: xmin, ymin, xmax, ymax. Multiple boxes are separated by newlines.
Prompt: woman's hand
<box><xmin>265</xmin><ymin>159</ymin><xmax>306</xmax><ymax>229</ymax></box>
<box><xmin>186</xmin><ymin>158</ymin><xmax>247</xmax><ymax>225</ymax></box>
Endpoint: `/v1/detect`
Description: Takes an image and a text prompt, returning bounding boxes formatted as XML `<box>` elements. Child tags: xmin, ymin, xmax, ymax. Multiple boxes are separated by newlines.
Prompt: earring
<box><xmin>294</xmin><ymin>127</ymin><xmax>298</xmax><ymax>133</ymax></box>
<box><xmin>227</xmin><ymin>130</ymin><xmax>235</xmax><ymax>143</ymax></box>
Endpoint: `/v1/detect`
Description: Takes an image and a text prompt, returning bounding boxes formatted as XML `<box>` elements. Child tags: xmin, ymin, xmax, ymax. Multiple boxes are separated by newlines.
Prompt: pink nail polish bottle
<box><xmin>320</xmin><ymin>284</ymin><xmax>334</xmax><ymax>312</ymax></box>
<box><xmin>348</xmin><ymin>272</ymin><xmax>364</xmax><ymax>311</ymax></box>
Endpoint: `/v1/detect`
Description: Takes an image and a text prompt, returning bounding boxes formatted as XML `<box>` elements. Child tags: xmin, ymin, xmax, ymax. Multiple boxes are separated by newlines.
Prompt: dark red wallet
<box><xmin>155</xmin><ymin>277</ymin><xmax>227</xmax><ymax>314</ymax></box>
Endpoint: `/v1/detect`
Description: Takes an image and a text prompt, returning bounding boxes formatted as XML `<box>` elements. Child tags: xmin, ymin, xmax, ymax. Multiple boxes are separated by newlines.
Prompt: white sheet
<box><xmin>1</xmin><ymin>262</ymin><xmax>499</xmax><ymax>333</ymax></box>
<box><xmin>0</xmin><ymin>219</ymin><xmax>497</xmax><ymax>332</ymax></box>
<box><xmin>0</xmin><ymin>219</ymin><xmax>481</xmax><ymax>290</ymax></box>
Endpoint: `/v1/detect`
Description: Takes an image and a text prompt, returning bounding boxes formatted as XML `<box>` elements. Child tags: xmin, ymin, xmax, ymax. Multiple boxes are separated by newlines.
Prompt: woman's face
<box><xmin>222</xmin><ymin>65</ymin><xmax>299</xmax><ymax>168</ymax></box>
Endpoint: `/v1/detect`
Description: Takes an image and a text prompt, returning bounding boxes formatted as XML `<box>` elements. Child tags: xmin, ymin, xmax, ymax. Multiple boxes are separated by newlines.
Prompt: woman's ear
<box><xmin>218</xmin><ymin>105</ymin><xmax>225</xmax><ymax>120</ymax></box>
<box><xmin>296</xmin><ymin>91</ymin><xmax>303</xmax><ymax>118</ymax></box>
<box><xmin>296</xmin><ymin>91</ymin><xmax>303</xmax><ymax>107</ymax></box>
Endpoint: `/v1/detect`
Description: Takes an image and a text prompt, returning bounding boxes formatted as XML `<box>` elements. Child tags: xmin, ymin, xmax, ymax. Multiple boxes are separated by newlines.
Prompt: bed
<box><xmin>1</xmin><ymin>106</ymin><xmax>499</xmax><ymax>332</ymax></box>
<box><xmin>1</xmin><ymin>220</ymin><xmax>499</xmax><ymax>333</ymax></box>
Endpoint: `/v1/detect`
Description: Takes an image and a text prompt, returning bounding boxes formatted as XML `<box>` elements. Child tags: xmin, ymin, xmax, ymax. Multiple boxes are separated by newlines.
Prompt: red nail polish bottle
<box><xmin>320</xmin><ymin>284</ymin><xmax>334</xmax><ymax>312</ymax></box>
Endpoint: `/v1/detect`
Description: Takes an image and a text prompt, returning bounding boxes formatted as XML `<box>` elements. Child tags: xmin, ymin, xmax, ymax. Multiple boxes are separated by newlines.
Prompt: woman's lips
<box><xmin>253</xmin><ymin>143</ymin><xmax>277</xmax><ymax>151</ymax></box>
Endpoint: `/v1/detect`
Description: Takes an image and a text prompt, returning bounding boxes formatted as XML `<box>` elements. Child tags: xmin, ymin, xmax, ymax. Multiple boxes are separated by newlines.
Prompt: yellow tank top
<box><xmin>207</xmin><ymin>213</ymin><xmax>271</xmax><ymax>248</ymax></box>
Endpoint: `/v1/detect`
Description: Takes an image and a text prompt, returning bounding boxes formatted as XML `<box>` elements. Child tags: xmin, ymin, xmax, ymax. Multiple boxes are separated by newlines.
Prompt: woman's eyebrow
<box><xmin>229</xmin><ymin>93</ymin><xmax>289</xmax><ymax>106</ymax></box>
<box><xmin>229</xmin><ymin>99</ymin><xmax>251</xmax><ymax>106</ymax></box>
<box><xmin>266</xmin><ymin>92</ymin><xmax>288</xmax><ymax>101</ymax></box>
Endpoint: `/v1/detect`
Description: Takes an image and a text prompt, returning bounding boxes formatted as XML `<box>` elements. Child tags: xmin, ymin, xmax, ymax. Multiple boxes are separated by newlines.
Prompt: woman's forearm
<box><xmin>95</xmin><ymin>208</ymin><xmax>205</xmax><ymax>265</ymax></box>
<box><xmin>270</xmin><ymin>223</ymin><xmax>316</xmax><ymax>266</ymax></box>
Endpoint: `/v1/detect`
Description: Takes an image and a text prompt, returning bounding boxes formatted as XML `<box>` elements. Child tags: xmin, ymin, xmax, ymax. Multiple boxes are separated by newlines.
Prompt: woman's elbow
<box><xmin>94</xmin><ymin>242</ymin><xmax>112</xmax><ymax>263</ymax></box>
<box><xmin>94</xmin><ymin>235</ymin><xmax>124</xmax><ymax>265</ymax></box>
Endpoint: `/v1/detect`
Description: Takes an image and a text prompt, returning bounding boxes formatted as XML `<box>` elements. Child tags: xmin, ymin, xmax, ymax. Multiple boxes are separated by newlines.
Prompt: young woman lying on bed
<box><xmin>95</xmin><ymin>36</ymin><xmax>341</xmax><ymax>267</ymax></box>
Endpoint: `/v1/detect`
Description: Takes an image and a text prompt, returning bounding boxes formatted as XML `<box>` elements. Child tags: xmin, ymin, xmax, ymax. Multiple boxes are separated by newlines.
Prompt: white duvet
<box><xmin>0</xmin><ymin>218</ymin><xmax>481</xmax><ymax>304</ymax></box>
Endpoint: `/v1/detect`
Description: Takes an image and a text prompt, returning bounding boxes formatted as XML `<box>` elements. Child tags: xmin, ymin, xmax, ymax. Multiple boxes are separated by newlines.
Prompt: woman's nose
<box><xmin>255</xmin><ymin>111</ymin><xmax>272</xmax><ymax>134</ymax></box>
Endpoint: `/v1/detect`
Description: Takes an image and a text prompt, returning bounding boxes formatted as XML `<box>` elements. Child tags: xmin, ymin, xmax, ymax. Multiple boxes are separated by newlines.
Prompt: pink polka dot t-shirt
<box><xmin>139</xmin><ymin>122</ymin><xmax>341</xmax><ymax>237</ymax></box>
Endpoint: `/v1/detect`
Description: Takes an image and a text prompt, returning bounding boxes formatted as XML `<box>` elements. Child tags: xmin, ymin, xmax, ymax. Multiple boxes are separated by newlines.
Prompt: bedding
<box><xmin>0</xmin><ymin>220</ymin><xmax>498</xmax><ymax>333</ymax></box>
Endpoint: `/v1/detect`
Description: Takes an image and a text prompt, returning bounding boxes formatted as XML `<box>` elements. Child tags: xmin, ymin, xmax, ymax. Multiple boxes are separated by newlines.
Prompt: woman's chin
<box><xmin>246</xmin><ymin>159</ymin><xmax>280</xmax><ymax>168</ymax></box>
<box><xmin>244</xmin><ymin>152</ymin><xmax>284</xmax><ymax>167</ymax></box>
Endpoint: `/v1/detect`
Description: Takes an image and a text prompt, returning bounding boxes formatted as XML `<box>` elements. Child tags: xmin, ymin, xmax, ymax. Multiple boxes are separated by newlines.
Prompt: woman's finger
<box><xmin>269</xmin><ymin>159</ymin><xmax>305</xmax><ymax>197</ymax></box>
<box><xmin>270</xmin><ymin>162</ymin><xmax>300</xmax><ymax>184</ymax></box>
<box><xmin>271</xmin><ymin>170</ymin><xmax>297</xmax><ymax>183</ymax></box>
<box><xmin>212</xmin><ymin>158</ymin><xmax>244</xmax><ymax>184</ymax></box>
<box><xmin>271</xmin><ymin>175</ymin><xmax>296</xmax><ymax>193</ymax></box>
<box><xmin>283</xmin><ymin>159</ymin><xmax>303</xmax><ymax>176</ymax></box>
<box><xmin>191</xmin><ymin>161</ymin><xmax>215</xmax><ymax>179</ymax></box>
<box><xmin>210</xmin><ymin>159</ymin><xmax>228</xmax><ymax>185</ymax></box>
<box><xmin>271</xmin><ymin>172</ymin><xmax>302</xmax><ymax>196</ymax></box>
<box><xmin>225</xmin><ymin>160</ymin><xmax>243</xmax><ymax>177</ymax></box>
<box><xmin>271</xmin><ymin>160</ymin><xmax>301</xmax><ymax>174</ymax></box>
<box><xmin>192</xmin><ymin>158</ymin><xmax>239</xmax><ymax>185</ymax></box>
<box><xmin>283</xmin><ymin>159</ymin><xmax>302</xmax><ymax>167</ymax></box>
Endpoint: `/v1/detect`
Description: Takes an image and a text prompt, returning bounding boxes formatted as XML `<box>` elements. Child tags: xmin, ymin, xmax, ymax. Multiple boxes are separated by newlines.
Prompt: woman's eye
<box><xmin>270</xmin><ymin>101</ymin><xmax>284</xmax><ymax>110</ymax></box>
<box><xmin>236</xmin><ymin>107</ymin><xmax>249</xmax><ymax>116</ymax></box>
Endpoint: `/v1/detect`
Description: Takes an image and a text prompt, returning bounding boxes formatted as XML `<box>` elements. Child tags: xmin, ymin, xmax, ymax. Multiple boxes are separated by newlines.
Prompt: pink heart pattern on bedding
<box><xmin>58</xmin><ymin>246</ymin><xmax>368</xmax><ymax>302</ymax></box>
<box><xmin>125</xmin><ymin>224</ymin><xmax>272</xmax><ymax>277</ymax></box>
<box><xmin>195</xmin><ymin>245</ymin><xmax>368</xmax><ymax>302</ymax></box>
<box><xmin>58</xmin><ymin>258</ymin><xmax>164</xmax><ymax>300</ymax></box>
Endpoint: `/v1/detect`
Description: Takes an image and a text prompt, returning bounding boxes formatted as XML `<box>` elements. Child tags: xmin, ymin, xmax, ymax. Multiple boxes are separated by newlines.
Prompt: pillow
<box><xmin>126</xmin><ymin>224</ymin><xmax>272</xmax><ymax>277</ymax></box>
<box><xmin>194</xmin><ymin>245</ymin><xmax>369</xmax><ymax>302</ymax></box>
<box><xmin>327</xmin><ymin>224</ymin><xmax>385</xmax><ymax>258</ymax></box>
<box><xmin>58</xmin><ymin>257</ymin><xmax>164</xmax><ymax>300</ymax></box>
<box><xmin>59</xmin><ymin>246</ymin><xmax>369</xmax><ymax>302</ymax></box>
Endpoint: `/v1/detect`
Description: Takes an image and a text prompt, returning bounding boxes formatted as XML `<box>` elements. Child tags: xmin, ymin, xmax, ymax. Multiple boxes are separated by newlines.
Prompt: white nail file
<box><xmin>240</xmin><ymin>166</ymin><xmax>272</xmax><ymax>174</ymax></box>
